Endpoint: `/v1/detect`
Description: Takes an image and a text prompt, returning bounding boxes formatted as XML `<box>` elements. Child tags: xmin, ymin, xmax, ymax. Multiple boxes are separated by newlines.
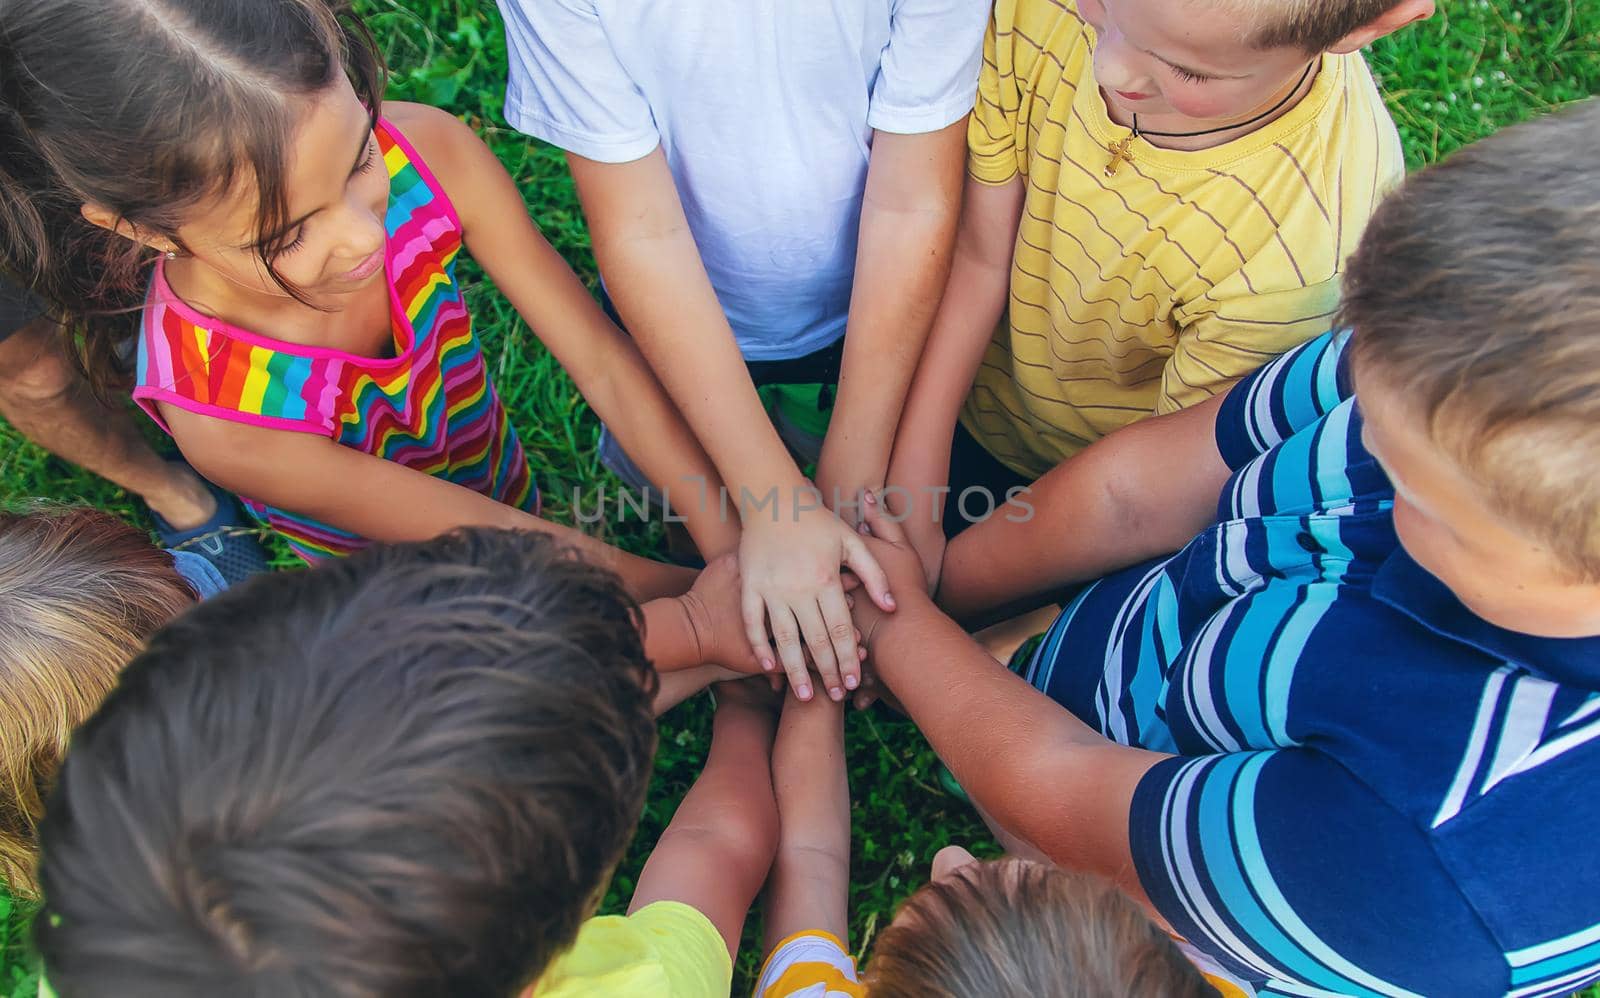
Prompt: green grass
<box><xmin>2</xmin><ymin>0</ymin><xmax>1598</xmax><ymax>994</ymax></box>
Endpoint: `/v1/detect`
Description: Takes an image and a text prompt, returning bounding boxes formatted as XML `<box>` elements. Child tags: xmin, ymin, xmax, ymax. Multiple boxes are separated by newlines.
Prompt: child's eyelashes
<box><xmin>1169</xmin><ymin>65</ymin><xmax>1214</xmax><ymax>85</ymax></box>
<box><xmin>356</xmin><ymin>138</ymin><xmax>378</xmax><ymax>174</ymax></box>
<box><xmin>276</xmin><ymin>228</ymin><xmax>307</xmax><ymax>257</ymax></box>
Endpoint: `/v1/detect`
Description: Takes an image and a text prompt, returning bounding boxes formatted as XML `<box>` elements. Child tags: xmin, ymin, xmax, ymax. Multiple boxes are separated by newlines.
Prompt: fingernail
<box><xmin>829</xmin><ymin>687</ymin><xmax>844</xmax><ymax>701</ymax></box>
<box><xmin>885</xmin><ymin>593</ymin><xmax>897</xmax><ymax>609</ymax></box>
<box><xmin>797</xmin><ymin>684</ymin><xmax>812</xmax><ymax>701</ymax></box>
<box><xmin>865</xmin><ymin>490</ymin><xmax>878</xmax><ymax>506</ymax></box>
<box><xmin>858</xmin><ymin>647</ymin><xmax>868</xmax><ymax>660</ymax></box>
<box><xmin>858</xmin><ymin>522</ymin><xmax>870</xmax><ymax>535</ymax></box>
<box><xmin>762</xmin><ymin>658</ymin><xmax>776</xmax><ymax>672</ymax></box>
<box><xmin>845</xmin><ymin>674</ymin><xmax>859</xmax><ymax>690</ymax></box>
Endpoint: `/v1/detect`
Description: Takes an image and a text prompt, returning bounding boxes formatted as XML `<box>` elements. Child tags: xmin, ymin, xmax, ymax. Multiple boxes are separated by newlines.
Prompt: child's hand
<box><xmin>680</xmin><ymin>553</ymin><xmax>765</xmax><ymax>675</ymax></box>
<box><xmin>740</xmin><ymin>507</ymin><xmax>895</xmax><ymax>704</ymax></box>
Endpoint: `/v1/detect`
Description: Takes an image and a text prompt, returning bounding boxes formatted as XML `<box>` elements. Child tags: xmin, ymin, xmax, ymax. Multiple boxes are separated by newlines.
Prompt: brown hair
<box><xmin>1207</xmin><ymin>0</ymin><xmax>1411</xmax><ymax>53</ymax></box>
<box><xmin>865</xmin><ymin>860</ymin><xmax>1215</xmax><ymax>998</ymax></box>
<box><xmin>36</xmin><ymin>528</ymin><xmax>660</xmax><ymax>998</ymax></box>
<box><xmin>0</xmin><ymin>505</ymin><xmax>195</xmax><ymax>898</ymax></box>
<box><xmin>1342</xmin><ymin>99</ymin><xmax>1600</xmax><ymax>582</ymax></box>
<box><xmin>0</xmin><ymin>0</ymin><xmax>383</xmax><ymax>395</ymax></box>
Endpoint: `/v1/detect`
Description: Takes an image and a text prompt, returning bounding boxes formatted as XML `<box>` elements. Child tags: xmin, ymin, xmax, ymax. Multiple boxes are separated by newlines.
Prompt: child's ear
<box><xmin>1327</xmin><ymin>0</ymin><xmax>1435</xmax><ymax>54</ymax></box>
<box><xmin>78</xmin><ymin>203</ymin><xmax>179</xmax><ymax>256</ymax></box>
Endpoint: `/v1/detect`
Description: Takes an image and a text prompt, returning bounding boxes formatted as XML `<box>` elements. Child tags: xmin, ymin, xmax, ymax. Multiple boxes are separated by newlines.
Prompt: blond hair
<box><xmin>1204</xmin><ymin>0</ymin><xmax>1409</xmax><ymax>52</ymax></box>
<box><xmin>0</xmin><ymin>505</ymin><xmax>195</xmax><ymax>896</ymax></box>
<box><xmin>1342</xmin><ymin>100</ymin><xmax>1600</xmax><ymax>583</ymax></box>
<box><xmin>864</xmin><ymin>860</ymin><xmax>1214</xmax><ymax>998</ymax></box>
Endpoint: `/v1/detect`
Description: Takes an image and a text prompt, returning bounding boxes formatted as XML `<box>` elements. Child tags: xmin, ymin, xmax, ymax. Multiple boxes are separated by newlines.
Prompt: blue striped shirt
<box><xmin>1026</xmin><ymin>331</ymin><xmax>1600</xmax><ymax>997</ymax></box>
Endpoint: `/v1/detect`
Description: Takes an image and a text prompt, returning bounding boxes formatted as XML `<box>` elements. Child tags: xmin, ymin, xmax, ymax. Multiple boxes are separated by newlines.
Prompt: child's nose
<box><xmin>1093</xmin><ymin>33</ymin><xmax>1146</xmax><ymax>94</ymax></box>
<box><xmin>336</xmin><ymin>200</ymin><xmax>387</xmax><ymax>259</ymax></box>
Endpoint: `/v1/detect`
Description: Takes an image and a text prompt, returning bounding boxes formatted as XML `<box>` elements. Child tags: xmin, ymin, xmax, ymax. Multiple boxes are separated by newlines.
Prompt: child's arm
<box><xmin>813</xmin><ymin>121</ymin><xmax>966</xmax><ymax>523</ymax></box>
<box><xmin>160</xmin><ymin>405</ymin><xmax>693</xmax><ymax>602</ymax></box>
<box><xmin>883</xmin><ymin>174</ymin><xmax>1024</xmax><ymax>582</ymax></box>
<box><xmin>629</xmin><ymin>682</ymin><xmax>781</xmax><ymax>958</ymax></box>
<box><xmin>763</xmin><ymin>692</ymin><xmax>851</xmax><ymax>955</ymax></box>
<box><xmin>852</xmin><ymin>498</ymin><xmax>1169</xmax><ymax>905</ymax></box>
<box><xmin>934</xmin><ymin>393</ymin><xmax>1222</xmax><ymax>620</ymax></box>
<box><xmin>934</xmin><ymin>393</ymin><xmax>1232</xmax><ymax>622</ymax></box>
<box><xmin>388</xmin><ymin>102</ymin><xmax>740</xmax><ymax>558</ymax></box>
<box><xmin>568</xmin><ymin>147</ymin><xmax>896</xmax><ymax>703</ymax></box>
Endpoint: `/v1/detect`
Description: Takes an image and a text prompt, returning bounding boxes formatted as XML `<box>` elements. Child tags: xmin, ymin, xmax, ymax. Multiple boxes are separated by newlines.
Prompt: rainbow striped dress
<box><xmin>133</xmin><ymin>120</ymin><xmax>537</xmax><ymax>562</ymax></box>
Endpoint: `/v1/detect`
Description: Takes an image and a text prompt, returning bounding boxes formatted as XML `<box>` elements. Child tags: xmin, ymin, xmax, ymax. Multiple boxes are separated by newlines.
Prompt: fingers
<box><xmin>792</xmin><ymin>599</ymin><xmax>845</xmax><ymax>702</ymax></box>
<box><xmin>859</xmin><ymin>487</ymin><xmax>910</xmax><ymax>545</ymax></box>
<box><xmin>767</xmin><ymin>602</ymin><xmax>815</xmax><ymax>702</ymax></box>
<box><xmin>841</xmin><ymin>527</ymin><xmax>896</xmax><ymax>614</ymax></box>
<box><xmin>818</xmin><ymin>584</ymin><xmax>862</xmax><ymax>695</ymax></box>
<box><xmin>741</xmin><ymin>583</ymin><xmax>778</xmax><ymax>676</ymax></box>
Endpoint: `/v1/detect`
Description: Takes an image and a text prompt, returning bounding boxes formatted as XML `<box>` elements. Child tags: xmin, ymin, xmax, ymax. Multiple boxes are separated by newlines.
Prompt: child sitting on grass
<box><xmin>753</xmin><ymin>692</ymin><xmax>1235</xmax><ymax>997</ymax></box>
<box><xmin>887</xmin><ymin>0</ymin><xmax>1435</xmax><ymax>557</ymax></box>
<box><xmin>0</xmin><ymin>0</ymin><xmax>741</xmax><ymax>602</ymax></box>
<box><xmin>0</xmin><ymin>504</ymin><xmax>217</xmax><ymax>899</ymax></box>
<box><xmin>32</xmin><ymin>529</ymin><xmax>781</xmax><ymax>997</ymax></box>
<box><xmin>848</xmin><ymin>100</ymin><xmax>1600</xmax><ymax>997</ymax></box>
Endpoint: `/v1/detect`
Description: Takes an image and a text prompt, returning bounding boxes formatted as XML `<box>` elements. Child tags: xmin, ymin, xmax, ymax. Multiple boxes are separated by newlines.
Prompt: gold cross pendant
<box><xmin>1105</xmin><ymin>135</ymin><xmax>1135</xmax><ymax>178</ymax></box>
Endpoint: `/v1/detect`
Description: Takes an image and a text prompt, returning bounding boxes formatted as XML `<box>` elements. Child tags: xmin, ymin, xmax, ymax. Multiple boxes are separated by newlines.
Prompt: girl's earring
<box><xmin>165</xmin><ymin>251</ymin><xmax>177</xmax><ymax>260</ymax></box>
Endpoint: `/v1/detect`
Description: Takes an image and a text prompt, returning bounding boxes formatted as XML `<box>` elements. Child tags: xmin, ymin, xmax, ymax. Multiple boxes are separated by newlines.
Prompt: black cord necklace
<box><xmin>1105</xmin><ymin>60</ymin><xmax>1318</xmax><ymax>177</ymax></box>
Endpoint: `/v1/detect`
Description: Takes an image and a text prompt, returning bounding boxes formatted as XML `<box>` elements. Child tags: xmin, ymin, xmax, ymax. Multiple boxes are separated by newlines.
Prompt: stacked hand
<box><xmin>739</xmin><ymin>505</ymin><xmax>895</xmax><ymax>702</ymax></box>
<box><xmin>682</xmin><ymin>547</ymin><xmax>869</xmax><ymax>700</ymax></box>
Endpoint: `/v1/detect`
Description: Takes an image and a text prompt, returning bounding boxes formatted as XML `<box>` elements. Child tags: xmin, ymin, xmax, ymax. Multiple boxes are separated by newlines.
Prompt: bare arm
<box><xmin>392</xmin><ymin>103</ymin><xmax>738</xmax><ymax>557</ymax></box>
<box><xmin>937</xmin><ymin>393</ymin><xmax>1231</xmax><ymax>622</ymax></box>
<box><xmin>568</xmin><ymin>149</ymin><xmax>893</xmax><ymax>703</ymax></box>
<box><xmin>854</xmin><ymin>500</ymin><xmax>1169</xmax><ymax>903</ymax></box>
<box><xmin>815</xmin><ymin>121</ymin><xmax>967</xmax><ymax>518</ymax></box>
<box><xmin>629</xmin><ymin>687</ymin><xmax>780</xmax><ymax>957</ymax></box>
<box><xmin>884</xmin><ymin>175</ymin><xmax>1024</xmax><ymax>567</ymax></box>
<box><xmin>567</xmin><ymin>148</ymin><xmax>801</xmax><ymax>505</ymax></box>
<box><xmin>161</xmin><ymin>405</ymin><xmax>692</xmax><ymax>602</ymax></box>
<box><xmin>763</xmin><ymin>694</ymin><xmax>851</xmax><ymax>955</ymax></box>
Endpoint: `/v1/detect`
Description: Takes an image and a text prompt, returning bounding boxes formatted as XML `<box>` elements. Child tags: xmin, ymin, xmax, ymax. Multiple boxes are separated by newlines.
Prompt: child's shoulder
<box><xmin>379</xmin><ymin>101</ymin><xmax>491</xmax><ymax>191</ymax></box>
<box><xmin>379</xmin><ymin>101</ymin><xmax>478</xmax><ymax>168</ymax></box>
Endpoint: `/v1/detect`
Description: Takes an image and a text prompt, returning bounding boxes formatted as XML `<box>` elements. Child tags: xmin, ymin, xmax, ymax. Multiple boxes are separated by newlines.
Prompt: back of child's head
<box><xmin>34</xmin><ymin>528</ymin><xmax>660</xmax><ymax>998</ymax></box>
<box><xmin>864</xmin><ymin>859</ymin><xmax>1214</xmax><ymax>998</ymax></box>
<box><xmin>0</xmin><ymin>503</ymin><xmax>194</xmax><ymax>899</ymax></box>
<box><xmin>1341</xmin><ymin>99</ymin><xmax>1600</xmax><ymax>583</ymax></box>
<box><xmin>0</xmin><ymin>0</ymin><xmax>382</xmax><ymax>391</ymax></box>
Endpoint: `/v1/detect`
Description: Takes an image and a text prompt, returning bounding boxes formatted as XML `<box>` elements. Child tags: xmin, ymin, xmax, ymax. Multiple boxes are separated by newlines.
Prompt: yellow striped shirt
<box><xmin>959</xmin><ymin>0</ymin><xmax>1404</xmax><ymax>477</ymax></box>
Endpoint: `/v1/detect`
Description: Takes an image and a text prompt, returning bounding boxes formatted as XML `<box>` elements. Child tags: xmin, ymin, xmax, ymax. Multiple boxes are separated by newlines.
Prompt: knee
<box><xmin>0</xmin><ymin>326</ymin><xmax>76</xmax><ymax>407</ymax></box>
<box><xmin>673</xmin><ymin>797</ymin><xmax>780</xmax><ymax>876</ymax></box>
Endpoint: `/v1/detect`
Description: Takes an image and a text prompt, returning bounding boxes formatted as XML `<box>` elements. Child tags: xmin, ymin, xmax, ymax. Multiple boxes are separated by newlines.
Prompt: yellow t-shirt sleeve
<box><xmin>533</xmin><ymin>902</ymin><xmax>732</xmax><ymax>998</ymax></box>
<box><xmin>628</xmin><ymin>901</ymin><xmax>732</xmax><ymax>996</ymax></box>
<box><xmin>1158</xmin><ymin>278</ymin><xmax>1342</xmax><ymax>414</ymax></box>
<box><xmin>967</xmin><ymin>0</ymin><xmax>1019</xmax><ymax>185</ymax></box>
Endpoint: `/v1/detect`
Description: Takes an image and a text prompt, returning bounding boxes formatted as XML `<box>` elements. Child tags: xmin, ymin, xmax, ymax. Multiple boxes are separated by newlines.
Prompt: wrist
<box><xmin>642</xmin><ymin>595</ymin><xmax>703</xmax><ymax>672</ymax></box>
<box><xmin>864</xmin><ymin>586</ymin><xmax>936</xmax><ymax>651</ymax></box>
<box><xmin>675</xmin><ymin>591</ymin><xmax>710</xmax><ymax>666</ymax></box>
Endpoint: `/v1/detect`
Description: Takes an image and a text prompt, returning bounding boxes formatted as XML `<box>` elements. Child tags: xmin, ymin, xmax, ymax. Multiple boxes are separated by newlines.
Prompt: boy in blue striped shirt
<box><xmin>849</xmin><ymin>100</ymin><xmax>1600</xmax><ymax>997</ymax></box>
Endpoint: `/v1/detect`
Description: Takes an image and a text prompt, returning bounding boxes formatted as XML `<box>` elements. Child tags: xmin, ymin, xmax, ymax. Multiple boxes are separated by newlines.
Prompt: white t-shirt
<box><xmin>498</xmin><ymin>0</ymin><xmax>988</xmax><ymax>361</ymax></box>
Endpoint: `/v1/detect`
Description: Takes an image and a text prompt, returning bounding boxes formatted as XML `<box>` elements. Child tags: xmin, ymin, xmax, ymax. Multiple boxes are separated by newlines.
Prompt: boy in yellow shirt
<box><xmin>888</xmin><ymin>0</ymin><xmax>1433</xmax><ymax>556</ymax></box>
